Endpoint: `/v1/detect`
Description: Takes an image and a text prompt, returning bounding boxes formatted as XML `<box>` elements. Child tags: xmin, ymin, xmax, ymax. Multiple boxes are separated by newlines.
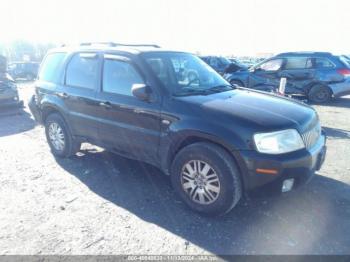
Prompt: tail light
<box><xmin>337</xmin><ymin>68</ymin><xmax>350</xmax><ymax>77</ymax></box>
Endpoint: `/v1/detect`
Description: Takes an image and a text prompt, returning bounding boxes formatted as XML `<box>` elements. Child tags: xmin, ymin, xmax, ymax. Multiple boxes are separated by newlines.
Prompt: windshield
<box><xmin>142</xmin><ymin>52</ymin><xmax>231</xmax><ymax>96</ymax></box>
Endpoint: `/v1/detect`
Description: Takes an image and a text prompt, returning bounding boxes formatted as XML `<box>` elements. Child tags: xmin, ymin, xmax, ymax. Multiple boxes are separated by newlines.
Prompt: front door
<box><xmin>95</xmin><ymin>54</ymin><xmax>161</xmax><ymax>164</ymax></box>
<box><xmin>248</xmin><ymin>58</ymin><xmax>284</xmax><ymax>91</ymax></box>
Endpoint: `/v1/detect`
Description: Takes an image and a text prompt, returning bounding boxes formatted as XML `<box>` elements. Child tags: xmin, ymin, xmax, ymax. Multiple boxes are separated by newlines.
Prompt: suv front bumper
<box><xmin>238</xmin><ymin>133</ymin><xmax>326</xmax><ymax>196</ymax></box>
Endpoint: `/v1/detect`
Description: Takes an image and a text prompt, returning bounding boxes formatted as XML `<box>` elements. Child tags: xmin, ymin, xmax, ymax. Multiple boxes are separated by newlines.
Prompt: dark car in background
<box><xmin>8</xmin><ymin>62</ymin><xmax>40</xmax><ymax>81</ymax></box>
<box><xmin>29</xmin><ymin>43</ymin><xmax>326</xmax><ymax>215</ymax></box>
<box><xmin>200</xmin><ymin>56</ymin><xmax>247</xmax><ymax>75</ymax></box>
<box><xmin>0</xmin><ymin>55</ymin><xmax>22</xmax><ymax>107</ymax></box>
<box><xmin>225</xmin><ymin>52</ymin><xmax>350</xmax><ymax>103</ymax></box>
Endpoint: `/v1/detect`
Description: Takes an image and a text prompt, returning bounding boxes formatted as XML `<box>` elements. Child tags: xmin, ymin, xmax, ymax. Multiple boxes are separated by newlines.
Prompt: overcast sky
<box><xmin>1</xmin><ymin>0</ymin><xmax>350</xmax><ymax>56</ymax></box>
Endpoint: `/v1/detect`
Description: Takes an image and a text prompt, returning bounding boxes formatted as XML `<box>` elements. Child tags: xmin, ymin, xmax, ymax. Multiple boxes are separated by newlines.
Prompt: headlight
<box><xmin>254</xmin><ymin>129</ymin><xmax>305</xmax><ymax>154</ymax></box>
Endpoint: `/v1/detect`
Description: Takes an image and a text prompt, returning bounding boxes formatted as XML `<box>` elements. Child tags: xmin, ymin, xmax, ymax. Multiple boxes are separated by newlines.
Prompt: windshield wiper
<box><xmin>205</xmin><ymin>84</ymin><xmax>234</xmax><ymax>93</ymax></box>
<box><xmin>174</xmin><ymin>85</ymin><xmax>234</xmax><ymax>97</ymax></box>
<box><xmin>174</xmin><ymin>88</ymin><xmax>209</xmax><ymax>97</ymax></box>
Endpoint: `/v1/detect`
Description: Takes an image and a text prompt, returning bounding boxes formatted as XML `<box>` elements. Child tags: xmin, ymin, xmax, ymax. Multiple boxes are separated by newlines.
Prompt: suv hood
<box><xmin>178</xmin><ymin>89</ymin><xmax>317</xmax><ymax>133</ymax></box>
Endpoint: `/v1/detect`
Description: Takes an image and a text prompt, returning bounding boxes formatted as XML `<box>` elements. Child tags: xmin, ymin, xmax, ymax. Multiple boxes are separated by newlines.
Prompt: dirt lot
<box><xmin>0</xmin><ymin>83</ymin><xmax>350</xmax><ymax>255</ymax></box>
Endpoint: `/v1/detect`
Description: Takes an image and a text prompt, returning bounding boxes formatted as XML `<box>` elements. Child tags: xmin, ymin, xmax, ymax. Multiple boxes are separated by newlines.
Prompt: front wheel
<box><xmin>230</xmin><ymin>80</ymin><xmax>244</xmax><ymax>87</ymax></box>
<box><xmin>171</xmin><ymin>142</ymin><xmax>242</xmax><ymax>216</ymax></box>
<box><xmin>45</xmin><ymin>113</ymin><xmax>80</xmax><ymax>158</ymax></box>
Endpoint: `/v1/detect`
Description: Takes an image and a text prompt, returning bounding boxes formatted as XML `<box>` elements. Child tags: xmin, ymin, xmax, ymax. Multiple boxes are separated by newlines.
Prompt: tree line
<box><xmin>0</xmin><ymin>40</ymin><xmax>57</xmax><ymax>63</ymax></box>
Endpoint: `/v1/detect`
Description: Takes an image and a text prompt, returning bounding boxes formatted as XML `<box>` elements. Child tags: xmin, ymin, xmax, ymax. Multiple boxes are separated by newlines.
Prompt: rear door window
<box><xmin>314</xmin><ymin>58</ymin><xmax>335</xmax><ymax>68</ymax></box>
<box><xmin>284</xmin><ymin>57</ymin><xmax>312</xmax><ymax>69</ymax></box>
<box><xmin>65</xmin><ymin>53</ymin><xmax>99</xmax><ymax>89</ymax></box>
<box><xmin>38</xmin><ymin>53</ymin><xmax>67</xmax><ymax>83</ymax></box>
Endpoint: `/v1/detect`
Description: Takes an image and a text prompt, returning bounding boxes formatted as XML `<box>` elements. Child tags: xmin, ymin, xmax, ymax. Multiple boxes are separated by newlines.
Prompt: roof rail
<box><xmin>79</xmin><ymin>42</ymin><xmax>160</xmax><ymax>48</ymax></box>
<box><xmin>276</xmin><ymin>51</ymin><xmax>333</xmax><ymax>56</ymax></box>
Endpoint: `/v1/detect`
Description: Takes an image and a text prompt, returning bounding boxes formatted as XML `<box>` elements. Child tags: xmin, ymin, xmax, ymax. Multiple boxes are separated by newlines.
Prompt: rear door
<box><xmin>248</xmin><ymin>58</ymin><xmax>283</xmax><ymax>90</ymax></box>
<box><xmin>278</xmin><ymin>56</ymin><xmax>315</xmax><ymax>94</ymax></box>
<box><xmin>95</xmin><ymin>54</ymin><xmax>161</xmax><ymax>164</ymax></box>
<box><xmin>62</xmin><ymin>52</ymin><xmax>101</xmax><ymax>140</ymax></box>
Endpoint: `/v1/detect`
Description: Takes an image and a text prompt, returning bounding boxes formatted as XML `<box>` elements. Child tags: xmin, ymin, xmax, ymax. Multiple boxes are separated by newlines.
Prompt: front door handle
<box><xmin>57</xmin><ymin>92</ymin><xmax>68</xmax><ymax>99</ymax></box>
<box><xmin>99</xmin><ymin>101</ymin><xmax>112</xmax><ymax>109</ymax></box>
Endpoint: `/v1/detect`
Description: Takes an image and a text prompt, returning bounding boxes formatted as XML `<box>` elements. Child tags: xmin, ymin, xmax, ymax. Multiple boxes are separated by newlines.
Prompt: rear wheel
<box><xmin>171</xmin><ymin>142</ymin><xmax>242</xmax><ymax>216</ymax></box>
<box><xmin>308</xmin><ymin>84</ymin><xmax>332</xmax><ymax>103</ymax></box>
<box><xmin>45</xmin><ymin>113</ymin><xmax>80</xmax><ymax>158</ymax></box>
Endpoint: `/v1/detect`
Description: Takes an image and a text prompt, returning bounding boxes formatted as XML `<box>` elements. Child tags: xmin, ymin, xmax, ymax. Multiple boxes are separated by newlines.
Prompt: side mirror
<box><xmin>131</xmin><ymin>84</ymin><xmax>152</xmax><ymax>101</ymax></box>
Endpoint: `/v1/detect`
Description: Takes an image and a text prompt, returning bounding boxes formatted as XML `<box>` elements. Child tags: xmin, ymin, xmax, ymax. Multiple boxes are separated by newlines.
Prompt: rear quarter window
<box><xmin>314</xmin><ymin>58</ymin><xmax>335</xmax><ymax>68</ymax></box>
<box><xmin>38</xmin><ymin>53</ymin><xmax>67</xmax><ymax>83</ymax></box>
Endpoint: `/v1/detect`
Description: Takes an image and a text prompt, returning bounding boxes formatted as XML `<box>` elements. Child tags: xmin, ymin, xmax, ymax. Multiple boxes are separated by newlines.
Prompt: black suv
<box><xmin>29</xmin><ymin>43</ymin><xmax>326</xmax><ymax>215</ymax></box>
<box><xmin>225</xmin><ymin>52</ymin><xmax>350</xmax><ymax>103</ymax></box>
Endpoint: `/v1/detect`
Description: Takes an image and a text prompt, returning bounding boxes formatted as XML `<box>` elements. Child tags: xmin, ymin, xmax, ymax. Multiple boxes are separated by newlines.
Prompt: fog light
<box><xmin>282</xmin><ymin>178</ymin><xmax>294</xmax><ymax>192</ymax></box>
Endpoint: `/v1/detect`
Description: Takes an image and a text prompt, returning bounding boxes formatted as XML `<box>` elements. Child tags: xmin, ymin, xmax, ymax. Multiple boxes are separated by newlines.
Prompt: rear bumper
<box><xmin>28</xmin><ymin>95</ymin><xmax>43</xmax><ymax>123</ymax></box>
<box><xmin>329</xmin><ymin>79</ymin><xmax>350</xmax><ymax>97</ymax></box>
<box><xmin>238</xmin><ymin>134</ymin><xmax>326</xmax><ymax>196</ymax></box>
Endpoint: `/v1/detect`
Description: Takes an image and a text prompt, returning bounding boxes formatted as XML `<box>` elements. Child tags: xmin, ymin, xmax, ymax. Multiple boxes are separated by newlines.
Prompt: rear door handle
<box><xmin>57</xmin><ymin>92</ymin><xmax>68</xmax><ymax>99</ymax></box>
<box><xmin>99</xmin><ymin>101</ymin><xmax>112</xmax><ymax>109</ymax></box>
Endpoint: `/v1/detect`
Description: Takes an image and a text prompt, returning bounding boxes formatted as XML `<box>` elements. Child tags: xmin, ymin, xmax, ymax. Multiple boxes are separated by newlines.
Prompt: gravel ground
<box><xmin>0</xmin><ymin>83</ymin><xmax>350</xmax><ymax>255</ymax></box>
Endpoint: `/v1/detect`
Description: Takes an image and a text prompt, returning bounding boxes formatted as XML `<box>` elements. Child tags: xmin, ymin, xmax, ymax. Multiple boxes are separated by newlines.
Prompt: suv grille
<box><xmin>301</xmin><ymin>123</ymin><xmax>321</xmax><ymax>149</ymax></box>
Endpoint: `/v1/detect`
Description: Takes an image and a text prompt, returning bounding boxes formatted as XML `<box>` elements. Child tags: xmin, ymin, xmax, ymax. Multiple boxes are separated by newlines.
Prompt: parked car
<box><xmin>0</xmin><ymin>56</ymin><xmax>22</xmax><ymax>107</ymax></box>
<box><xmin>8</xmin><ymin>61</ymin><xmax>40</xmax><ymax>81</ymax></box>
<box><xmin>29</xmin><ymin>43</ymin><xmax>326</xmax><ymax>215</ymax></box>
<box><xmin>225</xmin><ymin>52</ymin><xmax>350</xmax><ymax>103</ymax></box>
<box><xmin>200</xmin><ymin>56</ymin><xmax>247</xmax><ymax>75</ymax></box>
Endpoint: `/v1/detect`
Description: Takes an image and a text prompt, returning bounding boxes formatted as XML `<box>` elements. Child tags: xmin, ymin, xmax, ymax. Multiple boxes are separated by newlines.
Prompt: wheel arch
<box><xmin>41</xmin><ymin>104</ymin><xmax>66</xmax><ymax>124</ymax></box>
<box><xmin>165</xmin><ymin>134</ymin><xmax>247</xmax><ymax>192</ymax></box>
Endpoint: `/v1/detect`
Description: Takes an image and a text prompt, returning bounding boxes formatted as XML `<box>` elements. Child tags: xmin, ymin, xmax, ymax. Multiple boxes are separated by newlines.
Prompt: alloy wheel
<box><xmin>48</xmin><ymin>122</ymin><xmax>65</xmax><ymax>151</ymax></box>
<box><xmin>181</xmin><ymin>160</ymin><xmax>220</xmax><ymax>205</ymax></box>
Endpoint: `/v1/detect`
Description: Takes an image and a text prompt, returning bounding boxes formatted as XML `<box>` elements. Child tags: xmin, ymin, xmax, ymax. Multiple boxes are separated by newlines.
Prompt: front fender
<box><xmin>159</xmin><ymin>118</ymin><xmax>249</xmax><ymax>173</ymax></box>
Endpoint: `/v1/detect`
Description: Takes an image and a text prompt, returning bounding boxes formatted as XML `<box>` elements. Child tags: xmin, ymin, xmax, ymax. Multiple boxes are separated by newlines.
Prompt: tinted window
<box><xmin>285</xmin><ymin>57</ymin><xmax>312</xmax><ymax>69</ymax></box>
<box><xmin>38</xmin><ymin>53</ymin><xmax>66</xmax><ymax>83</ymax></box>
<box><xmin>103</xmin><ymin>59</ymin><xmax>144</xmax><ymax>96</ymax></box>
<box><xmin>257</xmin><ymin>59</ymin><xmax>283</xmax><ymax>71</ymax></box>
<box><xmin>143</xmin><ymin>52</ymin><xmax>229</xmax><ymax>96</ymax></box>
<box><xmin>314</xmin><ymin>58</ymin><xmax>334</xmax><ymax>68</ymax></box>
<box><xmin>66</xmin><ymin>53</ymin><xmax>99</xmax><ymax>89</ymax></box>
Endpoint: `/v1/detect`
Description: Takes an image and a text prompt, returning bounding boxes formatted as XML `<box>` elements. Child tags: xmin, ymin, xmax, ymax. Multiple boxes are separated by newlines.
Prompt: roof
<box><xmin>276</xmin><ymin>51</ymin><xmax>333</xmax><ymax>57</ymax></box>
<box><xmin>50</xmin><ymin>42</ymin><xmax>182</xmax><ymax>55</ymax></box>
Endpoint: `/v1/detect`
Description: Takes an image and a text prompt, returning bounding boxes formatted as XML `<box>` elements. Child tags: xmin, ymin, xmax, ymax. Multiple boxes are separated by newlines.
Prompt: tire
<box><xmin>170</xmin><ymin>142</ymin><xmax>242</xmax><ymax>216</ymax></box>
<box><xmin>45</xmin><ymin>113</ymin><xmax>80</xmax><ymax>158</ymax></box>
<box><xmin>230</xmin><ymin>79</ymin><xmax>244</xmax><ymax>87</ymax></box>
<box><xmin>308</xmin><ymin>84</ymin><xmax>332</xmax><ymax>103</ymax></box>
